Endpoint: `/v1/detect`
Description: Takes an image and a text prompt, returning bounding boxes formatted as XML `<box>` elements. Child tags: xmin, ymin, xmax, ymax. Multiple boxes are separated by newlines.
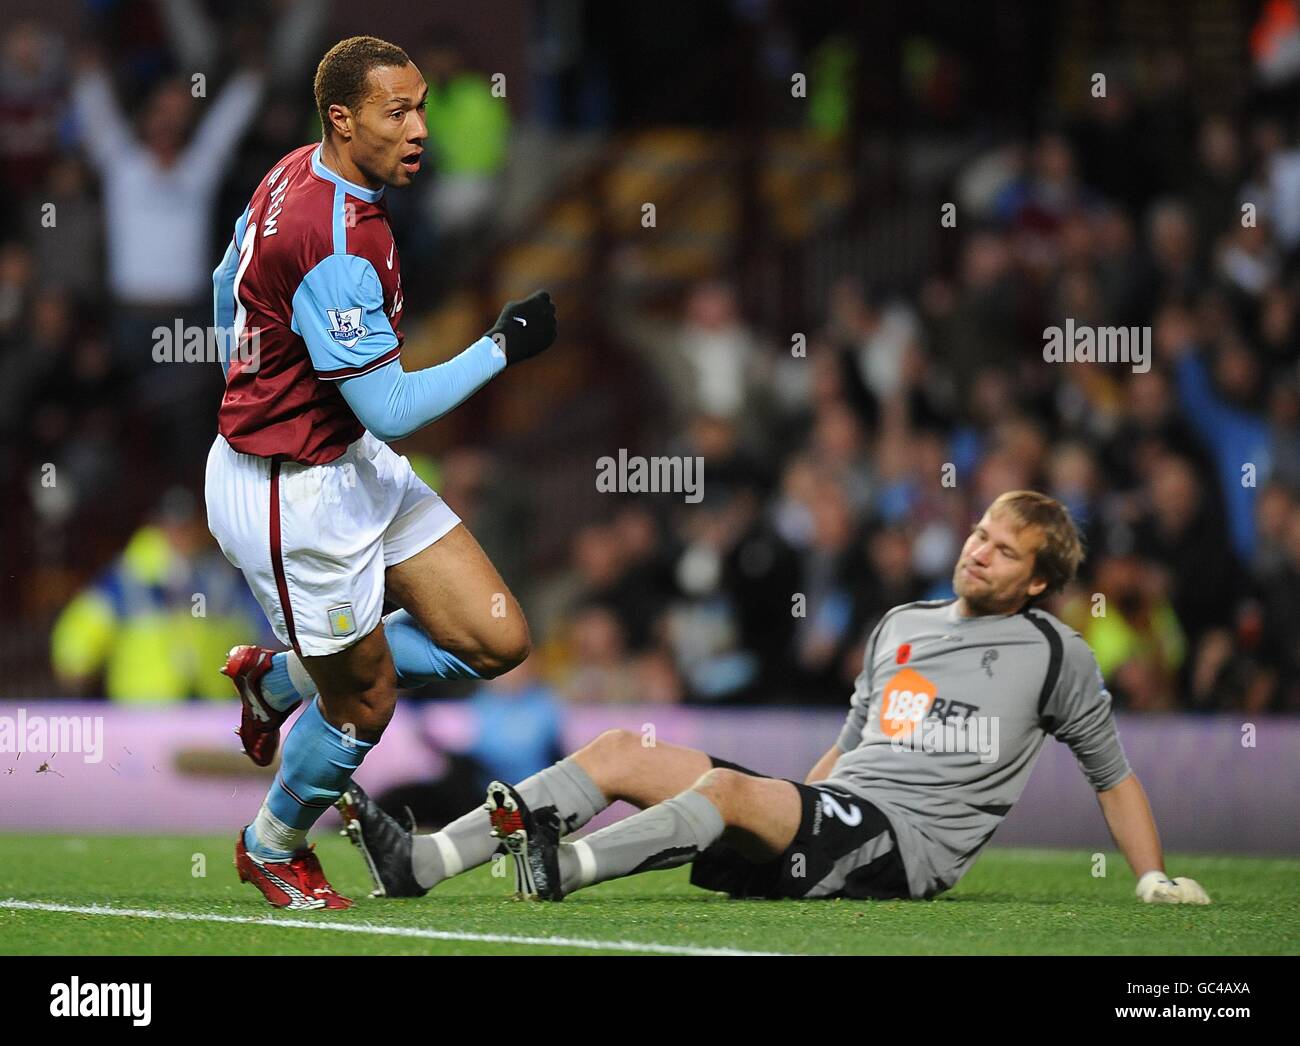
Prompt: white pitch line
<box><xmin>0</xmin><ymin>899</ymin><xmax>783</xmax><ymax>957</ymax></box>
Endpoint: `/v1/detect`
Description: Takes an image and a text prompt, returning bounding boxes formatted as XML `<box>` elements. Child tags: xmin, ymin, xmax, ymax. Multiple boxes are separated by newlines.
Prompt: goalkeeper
<box><xmin>337</xmin><ymin>490</ymin><xmax>1210</xmax><ymax>906</ymax></box>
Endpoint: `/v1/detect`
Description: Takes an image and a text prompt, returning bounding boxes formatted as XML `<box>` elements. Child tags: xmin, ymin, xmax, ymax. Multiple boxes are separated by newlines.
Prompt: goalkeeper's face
<box><xmin>345</xmin><ymin>63</ymin><xmax>428</xmax><ymax>188</ymax></box>
<box><xmin>952</xmin><ymin>510</ymin><xmax>1048</xmax><ymax>616</ymax></box>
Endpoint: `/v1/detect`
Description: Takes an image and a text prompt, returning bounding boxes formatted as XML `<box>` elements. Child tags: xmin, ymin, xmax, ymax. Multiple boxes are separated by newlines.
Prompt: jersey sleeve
<box><xmin>835</xmin><ymin>660</ymin><xmax>873</xmax><ymax>753</ymax></box>
<box><xmin>1041</xmin><ymin>633</ymin><xmax>1132</xmax><ymax>791</ymax></box>
<box><xmin>290</xmin><ymin>254</ymin><xmax>401</xmax><ymax>380</ymax></box>
<box><xmin>337</xmin><ymin>335</ymin><xmax>504</xmax><ymax>442</ymax></box>
<box><xmin>836</xmin><ymin>612</ymin><xmax>894</xmax><ymax>752</ymax></box>
<box><xmin>211</xmin><ymin>207</ymin><xmax>251</xmax><ymax>380</ymax></box>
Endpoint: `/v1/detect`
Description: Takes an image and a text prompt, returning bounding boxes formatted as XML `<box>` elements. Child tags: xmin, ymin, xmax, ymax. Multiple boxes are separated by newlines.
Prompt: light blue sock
<box><xmin>260</xmin><ymin>615</ymin><xmax>480</xmax><ymax>714</ymax></box>
<box><xmin>244</xmin><ymin>697</ymin><xmax>374</xmax><ymax>860</ymax></box>
<box><xmin>261</xmin><ymin>652</ymin><xmax>312</xmax><ymax>712</ymax></box>
<box><xmin>383</xmin><ymin>609</ymin><xmax>482</xmax><ymax>687</ymax></box>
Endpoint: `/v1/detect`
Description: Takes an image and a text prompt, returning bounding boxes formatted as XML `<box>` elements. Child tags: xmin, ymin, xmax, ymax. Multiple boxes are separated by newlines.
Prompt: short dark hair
<box><xmin>314</xmin><ymin>36</ymin><xmax>412</xmax><ymax>137</ymax></box>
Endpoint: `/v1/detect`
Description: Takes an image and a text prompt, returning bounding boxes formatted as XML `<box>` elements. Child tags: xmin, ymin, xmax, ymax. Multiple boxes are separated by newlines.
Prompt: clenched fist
<box><xmin>487</xmin><ymin>290</ymin><xmax>558</xmax><ymax>366</ymax></box>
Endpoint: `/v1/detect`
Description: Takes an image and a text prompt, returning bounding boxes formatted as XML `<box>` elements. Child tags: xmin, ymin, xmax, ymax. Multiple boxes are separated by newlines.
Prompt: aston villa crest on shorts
<box><xmin>327</xmin><ymin>603</ymin><xmax>357</xmax><ymax>638</ymax></box>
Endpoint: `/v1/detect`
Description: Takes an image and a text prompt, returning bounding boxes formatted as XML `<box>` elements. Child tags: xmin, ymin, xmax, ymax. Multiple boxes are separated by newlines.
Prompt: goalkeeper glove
<box><xmin>1135</xmin><ymin>870</ymin><xmax>1211</xmax><ymax>905</ymax></box>
<box><xmin>487</xmin><ymin>290</ymin><xmax>558</xmax><ymax>366</ymax></box>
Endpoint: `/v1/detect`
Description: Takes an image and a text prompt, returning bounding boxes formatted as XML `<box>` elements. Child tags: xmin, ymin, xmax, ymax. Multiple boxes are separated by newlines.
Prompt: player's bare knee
<box><xmin>599</xmin><ymin>727</ymin><xmax>640</xmax><ymax>755</ymax></box>
<box><xmin>692</xmin><ymin>767</ymin><xmax>745</xmax><ymax>819</ymax></box>
<box><xmin>472</xmin><ymin>619</ymin><xmax>531</xmax><ymax>678</ymax></box>
<box><xmin>567</xmin><ymin>728</ymin><xmax>635</xmax><ymax>797</ymax></box>
<box><xmin>586</xmin><ymin>727</ymin><xmax>639</xmax><ymax>769</ymax></box>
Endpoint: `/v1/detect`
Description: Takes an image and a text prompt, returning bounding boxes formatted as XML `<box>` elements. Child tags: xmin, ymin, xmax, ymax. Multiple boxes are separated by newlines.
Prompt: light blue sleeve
<box><xmin>338</xmin><ymin>335</ymin><xmax>506</xmax><ymax>442</ymax></box>
<box><xmin>290</xmin><ymin>254</ymin><xmax>401</xmax><ymax>378</ymax></box>
<box><xmin>211</xmin><ymin>206</ymin><xmax>250</xmax><ymax>379</ymax></box>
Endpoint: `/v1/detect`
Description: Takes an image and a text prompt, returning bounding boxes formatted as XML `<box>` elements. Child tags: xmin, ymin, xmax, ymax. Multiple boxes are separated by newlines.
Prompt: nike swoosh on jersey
<box><xmin>513</xmin><ymin>316</ymin><xmax>527</xmax><ymax>326</ymax></box>
<box><xmin>386</xmin><ymin>242</ymin><xmax>395</xmax><ymax>269</ymax></box>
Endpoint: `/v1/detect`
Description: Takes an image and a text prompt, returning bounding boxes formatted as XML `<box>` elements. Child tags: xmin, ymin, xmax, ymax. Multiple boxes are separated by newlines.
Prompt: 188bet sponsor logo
<box><xmin>877</xmin><ymin>668</ymin><xmax>999</xmax><ymax>762</ymax></box>
<box><xmin>878</xmin><ymin>668</ymin><xmax>935</xmax><ymax>738</ymax></box>
<box><xmin>877</xmin><ymin>668</ymin><xmax>982</xmax><ymax>736</ymax></box>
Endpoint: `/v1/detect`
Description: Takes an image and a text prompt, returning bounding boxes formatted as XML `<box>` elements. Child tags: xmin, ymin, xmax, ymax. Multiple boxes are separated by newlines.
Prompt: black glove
<box><xmin>486</xmin><ymin>290</ymin><xmax>557</xmax><ymax>366</ymax></box>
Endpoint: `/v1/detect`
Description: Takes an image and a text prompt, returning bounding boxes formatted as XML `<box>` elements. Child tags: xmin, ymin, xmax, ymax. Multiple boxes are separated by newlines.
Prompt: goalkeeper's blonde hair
<box><xmin>987</xmin><ymin>490</ymin><xmax>1084</xmax><ymax>598</ymax></box>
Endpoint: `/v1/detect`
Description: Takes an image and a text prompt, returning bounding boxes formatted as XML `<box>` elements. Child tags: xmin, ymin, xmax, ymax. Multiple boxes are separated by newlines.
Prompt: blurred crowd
<box><xmin>522</xmin><ymin>6</ymin><xmax>1300</xmax><ymax>716</ymax></box>
<box><xmin>534</xmin><ymin>239</ymin><xmax>1297</xmax><ymax>712</ymax></box>
<box><xmin>1</xmin><ymin>2</ymin><xmax>1296</xmax><ymax>717</ymax></box>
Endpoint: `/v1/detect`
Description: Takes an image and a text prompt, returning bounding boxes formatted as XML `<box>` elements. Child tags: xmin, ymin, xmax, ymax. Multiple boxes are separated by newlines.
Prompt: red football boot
<box><xmin>235</xmin><ymin>831</ymin><xmax>353</xmax><ymax>910</ymax></box>
<box><xmin>222</xmin><ymin>645</ymin><xmax>300</xmax><ymax>766</ymax></box>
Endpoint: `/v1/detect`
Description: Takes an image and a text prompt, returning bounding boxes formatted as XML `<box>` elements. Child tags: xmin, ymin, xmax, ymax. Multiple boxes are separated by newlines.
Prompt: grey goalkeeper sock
<box><xmin>557</xmin><ymin>789</ymin><xmax>725</xmax><ymax>895</ymax></box>
<box><xmin>410</xmin><ymin>756</ymin><xmax>608</xmax><ymax>890</ymax></box>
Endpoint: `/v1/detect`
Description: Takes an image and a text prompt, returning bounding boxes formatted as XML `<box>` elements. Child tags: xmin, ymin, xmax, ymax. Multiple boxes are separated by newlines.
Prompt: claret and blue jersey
<box><xmin>213</xmin><ymin>142</ymin><xmax>505</xmax><ymax>463</ymax></box>
<box><xmin>211</xmin><ymin>143</ymin><xmax>409</xmax><ymax>465</ymax></box>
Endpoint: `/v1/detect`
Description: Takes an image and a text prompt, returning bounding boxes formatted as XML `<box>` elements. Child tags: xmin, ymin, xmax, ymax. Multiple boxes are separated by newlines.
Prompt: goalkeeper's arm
<box><xmin>1097</xmin><ymin>772</ymin><xmax>1211</xmax><ymax>904</ymax></box>
<box><xmin>805</xmin><ymin>744</ymin><xmax>842</xmax><ymax>784</ymax></box>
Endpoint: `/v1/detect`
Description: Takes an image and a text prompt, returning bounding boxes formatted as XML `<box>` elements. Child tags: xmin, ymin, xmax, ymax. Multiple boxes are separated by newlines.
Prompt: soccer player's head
<box><xmin>314</xmin><ymin>36</ymin><xmax>426</xmax><ymax>188</ymax></box>
<box><xmin>953</xmin><ymin>490</ymin><xmax>1083</xmax><ymax>616</ymax></box>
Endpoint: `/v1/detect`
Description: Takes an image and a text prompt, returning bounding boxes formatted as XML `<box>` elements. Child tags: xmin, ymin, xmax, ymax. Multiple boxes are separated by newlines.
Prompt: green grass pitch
<box><xmin>0</xmin><ymin>834</ymin><xmax>1295</xmax><ymax>955</ymax></box>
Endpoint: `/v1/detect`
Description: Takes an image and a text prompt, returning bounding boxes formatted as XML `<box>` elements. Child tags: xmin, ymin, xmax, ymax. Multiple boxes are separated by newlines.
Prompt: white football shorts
<box><xmin>205</xmin><ymin>431</ymin><xmax>461</xmax><ymax>656</ymax></box>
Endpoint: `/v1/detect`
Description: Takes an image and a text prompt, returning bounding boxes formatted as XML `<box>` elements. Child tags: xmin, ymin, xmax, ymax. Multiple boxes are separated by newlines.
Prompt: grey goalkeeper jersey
<box><xmin>822</xmin><ymin>598</ymin><xmax>1131</xmax><ymax>899</ymax></box>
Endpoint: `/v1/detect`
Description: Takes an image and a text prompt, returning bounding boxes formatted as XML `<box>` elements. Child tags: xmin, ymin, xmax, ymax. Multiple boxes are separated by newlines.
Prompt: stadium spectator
<box><xmin>1260</xmin><ymin>501</ymin><xmax>1300</xmax><ymax>709</ymax></box>
<box><xmin>1069</xmin><ymin>554</ymin><xmax>1187</xmax><ymax>712</ymax></box>
<box><xmin>71</xmin><ymin>51</ymin><xmax>262</xmax><ymax>367</ymax></box>
<box><xmin>619</xmin><ymin>281</ymin><xmax>769</xmax><ymax>434</ymax></box>
<box><xmin>48</xmin><ymin>489</ymin><xmax>269</xmax><ymax>703</ymax></box>
<box><xmin>0</xmin><ymin>239</ymin><xmax>34</xmax><ymax>348</ymax></box>
<box><xmin>22</xmin><ymin>158</ymin><xmax>102</xmax><ymax>302</ymax></box>
<box><xmin>417</xmin><ymin>33</ymin><xmax>511</xmax><ymax>239</ymax></box>
<box><xmin>0</xmin><ymin>20</ymin><xmax>64</xmax><ymax>205</ymax></box>
<box><xmin>1132</xmin><ymin>453</ymin><xmax>1240</xmax><ymax>665</ymax></box>
<box><xmin>451</xmin><ymin>655</ymin><xmax>565</xmax><ymax>787</ymax></box>
<box><xmin>1161</xmin><ymin>327</ymin><xmax>1270</xmax><ymax>563</ymax></box>
<box><xmin>554</xmin><ymin>603</ymin><xmax>645</xmax><ymax>704</ymax></box>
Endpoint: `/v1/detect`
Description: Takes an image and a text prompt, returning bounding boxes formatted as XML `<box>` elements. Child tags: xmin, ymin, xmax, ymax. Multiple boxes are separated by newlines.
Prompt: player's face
<box><xmin>350</xmin><ymin>63</ymin><xmax>428</xmax><ymax>188</ymax></box>
<box><xmin>952</xmin><ymin>510</ymin><xmax>1048</xmax><ymax>615</ymax></box>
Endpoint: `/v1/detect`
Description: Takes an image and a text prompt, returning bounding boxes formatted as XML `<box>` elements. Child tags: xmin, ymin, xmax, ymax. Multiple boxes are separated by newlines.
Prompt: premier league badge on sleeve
<box><xmin>326</xmin><ymin>307</ymin><xmax>367</xmax><ymax>348</ymax></box>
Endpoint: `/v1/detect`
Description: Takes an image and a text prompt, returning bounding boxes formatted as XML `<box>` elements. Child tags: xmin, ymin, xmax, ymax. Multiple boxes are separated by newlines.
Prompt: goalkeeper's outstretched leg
<box><xmin>337</xmin><ymin>728</ymin><xmax>755</xmax><ymax>897</ymax></box>
<box><xmin>488</xmin><ymin>767</ymin><xmax>803</xmax><ymax>901</ymax></box>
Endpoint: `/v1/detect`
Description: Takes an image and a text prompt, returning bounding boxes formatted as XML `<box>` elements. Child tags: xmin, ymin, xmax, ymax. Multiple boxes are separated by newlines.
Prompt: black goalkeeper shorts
<box><xmin>689</xmin><ymin>757</ymin><xmax>912</xmax><ymax>901</ymax></box>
